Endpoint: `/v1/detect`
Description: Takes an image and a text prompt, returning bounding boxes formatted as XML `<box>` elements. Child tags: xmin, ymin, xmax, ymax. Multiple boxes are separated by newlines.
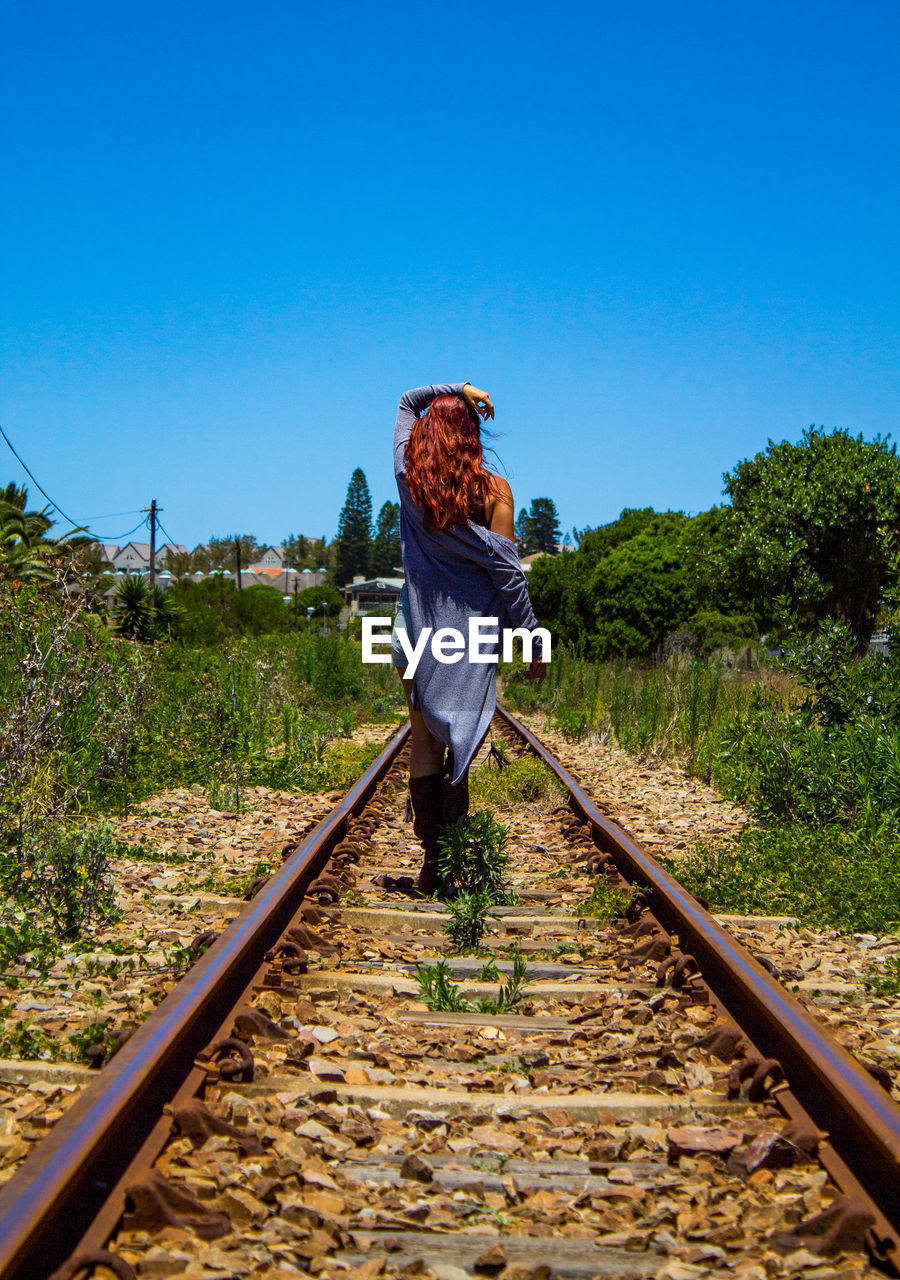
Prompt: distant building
<box><xmin>250</xmin><ymin>545</ymin><xmax>285</xmax><ymax>571</ymax></box>
<box><xmin>870</xmin><ymin>629</ymin><xmax>891</xmax><ymax>656</ymax></box>
<box><xmin>519</xmin><ymin>552</ymin><xmax>547</xmax><ymax>573</ymax></box>
<box><xmin>342</xmin><ymin>575</ymin><xmax>405</xmax><ymax>616</ymax></box>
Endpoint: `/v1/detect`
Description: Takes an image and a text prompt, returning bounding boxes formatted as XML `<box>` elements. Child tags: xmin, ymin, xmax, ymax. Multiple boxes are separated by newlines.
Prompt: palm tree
<box><xmin>113</xmin><ymin>576</ymin><xmax>151</xmax><ymax>640</ymax></box>
<box><xmin>0</xmin><ymin>485</ymin><xmax>56</xmax><ymax>580</ymax></box>
<box><xmin>113</xmin><ymin>576</ymin><xmax>181</xmax><ymax>641</ymax></box>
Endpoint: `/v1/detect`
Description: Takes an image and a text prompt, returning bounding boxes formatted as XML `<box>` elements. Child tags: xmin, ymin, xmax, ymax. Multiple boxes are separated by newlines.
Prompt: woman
<box><xmin>390</xmin><ymin>382</ymin><xmax>547</xmax><ymax>896</ymax></box>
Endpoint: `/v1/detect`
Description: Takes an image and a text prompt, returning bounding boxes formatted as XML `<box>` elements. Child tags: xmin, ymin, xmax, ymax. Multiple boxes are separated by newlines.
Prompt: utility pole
<box><xmin>235</xmin><ymin>538</ymin><xmax>242</xmax><ymax>591</ymax></box>
<box><xmin>147</xmin><ymin>499</ymin><xmax>158</xmax><ymax>588</ymax></box>
<box><xmin>293</xmin><ymin>579</ymin><xmax>299</xmax><ymax>630</ymax></box>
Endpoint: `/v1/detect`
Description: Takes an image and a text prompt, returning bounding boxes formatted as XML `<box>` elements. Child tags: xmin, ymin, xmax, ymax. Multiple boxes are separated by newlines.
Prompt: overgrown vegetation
<box><xmin>509</xmin><ymin>614</ymin><xmax>900</xmax><ymax>934</ymax></box>
<box><xmin>414</xmin><ymin>947</ymin><xmax>530</xmax><ymax>1014</ymax></box>
<box><xmin>438</xmin><ymin>812</ymin><xmax>515</xmax><ymax>903</ymax></box>
<box><xmin>0</xmin><ymin>566</ymin><xmax>403</xmax><ymax>963</ymax></box>
<box><xmin>438</xmin><ymin>811</ymin><xmax>518</xmax><ymax>950</ymax></box>
<box><xmin>864</xmin><ymin>955</ymin><xmax>900</xmax><ymax>997</ymax></box>
<box><xmin>574</xmin><ymin>878</ymin><xmax>637</xmax><ymax>921</ymax></box>
<box><xmin>528</xmin><ymin>428</ymin><xmax>900</xmax><ymax>659</ymax></box>
<box><xmin>503</xmin><ymin>646</ymin><xmax>749</xmax><ymax>773</ymax></box>
<box><xmin>469</xmin><ymin>754</ymin><xmax>565</xmax><ymax>807</ymax></box>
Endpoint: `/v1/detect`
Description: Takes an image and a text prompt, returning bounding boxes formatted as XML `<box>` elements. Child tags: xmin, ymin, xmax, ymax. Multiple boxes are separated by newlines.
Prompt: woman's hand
<box><xmin>524</xmin><ymin>658</ymin><xmax>547</xmax><ymax>684</ymax></box>
<box><xmin>462</xmin><ymin>383</ymin><xmax>494</xmax><ymax>421</ymax></box>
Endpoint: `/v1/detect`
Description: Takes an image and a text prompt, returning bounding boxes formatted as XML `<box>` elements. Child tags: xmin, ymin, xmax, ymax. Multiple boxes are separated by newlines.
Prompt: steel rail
<box><xmin>497</xmin><ymin>703</ymin><xmax>900</xmax><ymax>1260</ymax></box>
<box><xmin>0</xmin><ymin>722</ymin><xmax>410</xmax><ymax>1280</ymax></box>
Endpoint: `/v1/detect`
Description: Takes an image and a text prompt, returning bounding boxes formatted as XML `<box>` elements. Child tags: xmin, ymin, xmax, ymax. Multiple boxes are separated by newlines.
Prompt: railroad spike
<box><xmin>188</xmin><ymin>929</ymin><xmax>219</xmax><ymax>958</ymax></box>
<box><xmin>233</xmin><ymin>1006</ymin><xmax>291</xmax><ymax>1041</ymax></box>
<box><xmin>48</xmin><ymin>1250</ymin><xmax>138</xmax><ymax>1280</ymax></box>
<box><xmin>727</xmin><ymin>1054</ymin><xmax>785</xmax><ymax>1101</ymax></box>
<box><xmin>698</xmin><ymin>1023</ymin><xmax>746</xmax><ymax>1062</ymax></box>
<box><xmin>263</xmin><ymin>941</ymin><xmax>309</xmax><ymax>974</ymax></box>
<box><xmin>170</xmin><ymin>1098</ymin><xmax>264</xmax><ymax>1156</ymax></box>
<box><xmin>197</xmin><ymin>1036</ymin><xmax>255</xmax><ymax>1083</ymax></box>
<box><xmin>863</xmin><ymin>1060</ymin><xmax>894</xmax><ymax>1093</ymax></box>
<box><xmin>772</xmin><ymin>1195</ymin><xmax>875</xmax><ymax>1256</ymax></box>
<box><xmin>122</xmin><ymin>1169</ymin><xmax>230</xmax><ymax>1240</ymax></box>
<box><xmin>287</xmin><ymin>922</ymin><xmax>339</xmax><ymax>955</ymax></box>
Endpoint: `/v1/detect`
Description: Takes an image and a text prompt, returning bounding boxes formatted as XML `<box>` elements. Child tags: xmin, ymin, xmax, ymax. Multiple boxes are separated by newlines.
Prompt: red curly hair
<box><xmin>405</xmin><ymin>395</ymin><xmax>495</xmax><ymax>531</ymax></box>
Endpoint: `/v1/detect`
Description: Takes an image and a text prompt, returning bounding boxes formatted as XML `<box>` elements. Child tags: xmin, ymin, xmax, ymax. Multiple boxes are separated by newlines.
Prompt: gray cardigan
<box><xmin>394</xmin><ymin>384</ymin><xmax>542</xmax><ymax>783</ymax></box>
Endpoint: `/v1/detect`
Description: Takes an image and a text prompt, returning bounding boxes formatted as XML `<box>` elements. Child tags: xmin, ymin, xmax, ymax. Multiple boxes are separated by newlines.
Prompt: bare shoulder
<box><xmin>486</xmin><ymin>472</ymin><xmax>513</xmax><ymax>503</ymax></box>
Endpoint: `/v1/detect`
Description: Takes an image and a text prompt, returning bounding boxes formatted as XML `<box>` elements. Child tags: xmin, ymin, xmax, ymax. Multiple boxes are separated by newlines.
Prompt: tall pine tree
<box><xmin>334</xmin><ymin>468</ymin><xmax>373</xmax><ymax>585</ymax></box>
<box><xmin>371</xmin><ymin>500</ymin><xmax>401</xmax><ymax>575</ymax></box>
<box><xmin>529</xmin><ymin>498</ymin><xmax>561</xmax><ymax>553</ymax></box>
<box><xmin>515</xmin><ymin>507</ymin><xmax>535</xmax><ymax>554</ymax></box>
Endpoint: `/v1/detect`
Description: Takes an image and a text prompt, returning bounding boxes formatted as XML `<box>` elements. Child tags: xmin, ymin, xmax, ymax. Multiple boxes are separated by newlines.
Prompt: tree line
<box><xmin>9</xmin><ymin>423</ymin><xmax>893</xmax><ymax>658</ymax></box>
<box><xmin>528</xmin><ymin>427</ymin><xmax>900</xmax><ymax>658</ymax></box>
<box><xmin>333</xmin><ymin>470</ymin><xmax>566</xmax><ymax>582</ymax></box>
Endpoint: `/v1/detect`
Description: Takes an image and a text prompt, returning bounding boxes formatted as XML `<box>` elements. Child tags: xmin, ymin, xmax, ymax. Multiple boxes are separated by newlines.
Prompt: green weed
<box><xmin>447</xmin><ymin>892</ymin><xmax>494</xmax><ymax>951</ymax></box>
<box><xmin>664</xmin><ymin>825</ymin><xmax>900</xmax><ymax>935</ymax></box>
<box><xmin>414</xmin><ymin>948</ymin><xmax>531</xmax><ymax>1015</ymax></box>
<box><xmin>438</xmin><ymin>812</ymin><xmax>515</xmax><ymax>902</ymax></box>
<box><xmin>574</xmin><ymin>879</ymin><xmax>636</xmax><ymax>920</ymax></box>
<box><xmin>414</xmin><ymin>959</ymin><xmax>473</xmax><ymax>1012</ymax></box>
<box><xmin>469</xmin><ymin>756</ymin><xmax>565</xmax><ymax>807</ymax></box>
<box><xmin>863</xmin><ymin>955</ymin><xmax>900</xmax><ymax>997</ymax></box>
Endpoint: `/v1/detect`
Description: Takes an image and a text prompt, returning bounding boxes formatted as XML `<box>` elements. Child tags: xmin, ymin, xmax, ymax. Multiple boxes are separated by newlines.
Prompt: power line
<box><xmin>93</xmin><ymin>516</ymin><xmax>150</xmax><ymax>543</ymax></box>
<box><xmin>82</xmin><ymin>508</ymin><xmax>145</xmax><ymax>521</ymax></box>
<box><xmin>155</xmin><ymin>516</ymin><xmax>180</xmax><ymax>547</ymax></box>
<box><xmin>0</xmin><ymin>419</ymin><xmax>82</xmax><ymax>528</ymax></box>
<box><xmin>0</xmin><ymin>420</ymin><xmax>151</xmax><ymax>543</ymax></box>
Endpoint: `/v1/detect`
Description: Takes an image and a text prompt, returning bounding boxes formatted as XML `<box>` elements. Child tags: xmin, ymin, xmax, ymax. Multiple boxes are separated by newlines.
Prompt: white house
<box><xmin>250</xmin><ymin>546</ymin><xmax>285</xmax><ymax>570</ymax></box>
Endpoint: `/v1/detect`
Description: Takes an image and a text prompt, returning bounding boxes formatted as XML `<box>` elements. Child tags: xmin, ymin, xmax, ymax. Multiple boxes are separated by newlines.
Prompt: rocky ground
<box><xmin>0</xmin><ymin>712</ymin><xmax>896</xmax><ymax>1280</ymax></box>
<box><xmin>108</xmin><ymin>751</ymin><xmax>874</xmax><ymax>1279</ymax></box>
<box><xmin>510</xmin><ymin>713</ymin><xmax>747</xmax><ymax>856</ymax></box>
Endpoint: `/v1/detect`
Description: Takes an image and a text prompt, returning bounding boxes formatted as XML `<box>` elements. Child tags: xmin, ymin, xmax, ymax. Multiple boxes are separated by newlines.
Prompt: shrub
<box><xmin>438</xmin><ymin>812</ymin><xmax>514</xmax><ymax>902</ymax></box>
<box><xmin>13</xmin><ymin>823</ymin><xmax>118</xmax><ymax>940</ymax></box>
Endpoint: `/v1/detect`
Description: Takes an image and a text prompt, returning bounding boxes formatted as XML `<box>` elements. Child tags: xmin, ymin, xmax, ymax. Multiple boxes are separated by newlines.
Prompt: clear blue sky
<box><xmin>2</xmin><ymin>1</ymin><xmax>898</xmax><ymax>550</ymax></box>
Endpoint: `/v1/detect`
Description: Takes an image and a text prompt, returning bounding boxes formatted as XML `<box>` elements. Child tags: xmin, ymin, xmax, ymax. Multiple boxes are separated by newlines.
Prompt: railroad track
<box><xmin>1</xmin><ymin>707</ymin><xmax>899</xmax><ymax>1279</ymax></box>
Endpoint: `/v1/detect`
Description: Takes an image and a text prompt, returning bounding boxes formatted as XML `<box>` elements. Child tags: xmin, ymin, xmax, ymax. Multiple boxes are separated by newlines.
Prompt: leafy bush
<box><xmin>447</xmin><ymin>891</ymin><xmax>495</xmax><ymax>950</ymax></box>
<box><xmin>438</xmin><ymin>812</ymin><xmax>514</xmax><ymax>902</ymax></box>
<box><xmin>574</xmin><ymin>879</ymin><xmax>636</xmax><ymax>921</ymax></box>
<box><xmin>2</xmin><ymin>823</ymin><xmax>118</xmax><ymax>942</ymax></box>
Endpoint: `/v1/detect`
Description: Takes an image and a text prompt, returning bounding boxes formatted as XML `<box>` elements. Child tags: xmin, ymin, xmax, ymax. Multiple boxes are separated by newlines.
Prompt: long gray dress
<box><xmin>394</xmin><ymin>384</ymin><xmax>544</xmax><ymax>784</ymax></box>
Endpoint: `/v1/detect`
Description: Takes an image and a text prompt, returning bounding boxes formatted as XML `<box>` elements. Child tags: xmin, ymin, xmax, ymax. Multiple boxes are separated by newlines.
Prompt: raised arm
<box><xmin>393</xmin><ymin>382</ymin><xmax>495</xmax><ymax>476</ymax></box>
<box><xmin>393</xmin><ymin>384</ymin><xmax>467</xmax><ymax>476</ymax></box>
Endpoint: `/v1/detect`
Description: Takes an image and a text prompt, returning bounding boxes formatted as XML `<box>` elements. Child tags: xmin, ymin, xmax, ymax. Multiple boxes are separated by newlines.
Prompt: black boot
<box><xmin>442</xmin><ymin>751</ymin><xmax>470</xmax><ymax>827</ymax></box>
<box><xmin>409</xmin><ymin>772</ymin><xmax>444</xmax><ymax>896</ymax></box>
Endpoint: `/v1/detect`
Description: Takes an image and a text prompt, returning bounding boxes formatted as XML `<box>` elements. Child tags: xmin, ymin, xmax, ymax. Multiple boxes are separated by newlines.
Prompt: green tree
<box><xmin>205</xmin><ymin>534</ymin><xmax>260</xmax><ymax>572</ymax></box>
<box><xmin>0</xmin><ymin>484</ymin><xmax>56</xmax><ymax>580</ymax></box>
<box><xmin>166</xmin><ymin>577</ymin><xmax>291</xmax><ymax>643</ymax></box>
<box><xmin>282</xmin><ymin>534</ymin><xmax>310</xmax><ymax>569</ymax></box>
<box><xmin>371</xmin><ymin>501</ymin><xmax>401</xmax><ymax>575</ymax></box>
<box><xmin>528</xmin><ymin>506</ymin><xmax>751</xmax><ymax>660</ymax></box>
<box><xmin>529</xmin><ymin>498</ymin><xmax>561</xmax><ymax>554</ymax></box>
<box><xmin>725</xmin><ymin>427</ymin><xmax>900</xmax><ymax>648</ymax></box>
<box><xmin>112</xmin><ymin>578</ymin><xmax>180</xmax><ymax>641</ymax></box>
<box><xmin>334</xmin><ymin>469</ymin><xmax>373</xmax><ymax>586</ymax></box>
<box><xmin>296</xmin><ymin>584</ymin><xmax>344</xmax><ymax>629</ymax></box>
<box><xmin>515</xmin><ymin>508</ymin><xmax>534</xmax><ymax>554</ymax></box>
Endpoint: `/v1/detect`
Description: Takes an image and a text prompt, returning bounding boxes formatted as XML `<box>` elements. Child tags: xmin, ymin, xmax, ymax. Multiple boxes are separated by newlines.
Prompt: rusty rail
<box><xmin>497</xmin><ymin>703</ymin><xmax>900</xmax><ymax>1265</ymax></box>
<box><xmin>0</xmin><ymin>722</ymin><xmax>410</xmax><ymax>1280</ymax></box>
<box><xmin>4</xmin><ymin>705</ymin><xmax>900</xmax><ymax>1275</ymax></box>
